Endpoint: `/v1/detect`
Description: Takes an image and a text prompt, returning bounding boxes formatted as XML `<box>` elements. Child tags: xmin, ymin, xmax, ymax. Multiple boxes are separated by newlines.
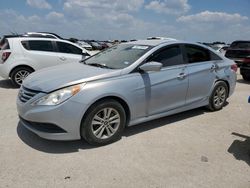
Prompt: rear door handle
<box><xmin>177</xmin><ymin>73</ymin><xmax>187</xmax><ymax>79</ymax></box>
<box><xmin>59</xmin><ymin>56</ymin><xmax>66</xmax><ymax>61</ymax></box>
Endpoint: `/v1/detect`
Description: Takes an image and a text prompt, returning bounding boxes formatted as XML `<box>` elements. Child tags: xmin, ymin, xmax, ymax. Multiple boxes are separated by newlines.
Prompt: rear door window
<box><xmin>185</xmin><ymin>45</ymin><xmax>211</xmax><ymax>63</ymax></box>
<box><xmin>27</xmin><ymin>40</ymin><xmax>54</xmax><ymax>52</ymax></box>
<box><xmin>147</xmin><ymin>45</ymin><xmax>183</xmax><ymax>67</ymax></box>
<box><xmin>56</xmin><ymin>42</ymin><xmax>82</xmax><ymax>55</ymax></box>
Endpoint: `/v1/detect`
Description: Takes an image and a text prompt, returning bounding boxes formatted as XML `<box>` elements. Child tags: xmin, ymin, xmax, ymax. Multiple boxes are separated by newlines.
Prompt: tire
<box><xmin>242</xmin><ymin>74</ymin><xmax>250</xmax><ymax>81</ymax></box>
<box><xmin>81</xmin><ymin>99</ymin><xmax>126</xmax><ymax>146</ymax></box>
<box><xmin>10</xmin><ymin>67</ymin><xmax>33</xmax><ymax>87</ymax></box>
<box><xmin>207</xmin><ymin>81</ymin><xmax>228</xmax><ymax>111</ymax></box>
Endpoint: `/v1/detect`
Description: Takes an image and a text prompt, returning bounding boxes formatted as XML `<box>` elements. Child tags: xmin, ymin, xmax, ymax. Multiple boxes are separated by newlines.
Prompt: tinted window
<box><xmin>0</xmin><ymin>38</ymin><xmax>5</xmax><ymax>47</ymax></box>
<box><xmin>21</xmin><ymin>41</ymin><xmax>29</xmax><ymax>50</ymax></box>
<box><xmin>210</xmin><ymin>52</ymin><xmax>222</xmax><ymax>60</ymax></box>
<box><xmin>148</xmin><ymin>46</ymin><xmax>183</xmax><ymax>67</ymax></box>
<box><xmin>1</xmin><ymin>40</ymin><xmax>10</xmax><ymax>50</ymax></box>
<box><xmin>57</xmin><ymin>42</ymin><xmax>82</xmax><ymax>55</ymax></box>
<box><xmin>185</xmin><ymin>45</ymin><xmax>210</xmax><ymax>63</ymax></box>
<box><xmin>28</xmin><ymin>41</ymin><xmax>54</xmax><ymax>52</ymax></box>
<box><xmin>231</xmin><ymin>41</ymin><xmax>250</xmax><ymax>48</ymax></box>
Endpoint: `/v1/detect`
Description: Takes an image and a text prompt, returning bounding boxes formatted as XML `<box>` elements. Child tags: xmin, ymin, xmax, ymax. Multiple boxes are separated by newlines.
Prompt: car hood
<box><xmin>23</xmin><ymin>63</ymin><xmax>121</xmax><ymax>93</ymax></box>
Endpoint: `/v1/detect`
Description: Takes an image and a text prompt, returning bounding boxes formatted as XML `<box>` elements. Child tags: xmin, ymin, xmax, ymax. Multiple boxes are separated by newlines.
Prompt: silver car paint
<box><xmin>23</xmin><ymin>62</ymin><xmax>121</xmax><ymax>92</ymax></box>
<box><xmin>16</xmin><ymin>40</ymin><xmax>236</xmax><ymax>140</ymax></box>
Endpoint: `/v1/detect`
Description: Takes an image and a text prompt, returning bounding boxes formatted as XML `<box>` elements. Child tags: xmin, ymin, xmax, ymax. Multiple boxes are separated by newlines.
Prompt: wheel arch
<box><xmin>9</xmin><ymin>65</ymin><xmax>35</xmax><ymax>77</ymax></box>
<box><xmin>80</xmin><ymin>96</ymin><xmax>131</xmax><ymax>129</ymax></box>
<box><xmin>214</xmin><ymin>79</ymin><xmax>230</xmax><ymax>97</ymax></box>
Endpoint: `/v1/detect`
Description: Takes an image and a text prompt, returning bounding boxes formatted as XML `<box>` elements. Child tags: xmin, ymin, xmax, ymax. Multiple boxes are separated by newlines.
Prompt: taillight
<box><xmin>2</xmin><ymin>52</ymin><xmax>11</xmax><ymax>62</ymax></box>
<box><xmin>231</xmin><ymin>64</ymin><xmax>238</xmax><ymax>72</ymax></box>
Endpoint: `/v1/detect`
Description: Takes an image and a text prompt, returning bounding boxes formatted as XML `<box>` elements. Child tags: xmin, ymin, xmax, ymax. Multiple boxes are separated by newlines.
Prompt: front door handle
<box><xmin>177</xmin><ymin>73</ymin><xmax>187</xmax><ymax>79</ymax></box>
<box><xmin>59</xmin><ymin>56</ymin><xmax>66</xmax><ymax>61</ymax></box>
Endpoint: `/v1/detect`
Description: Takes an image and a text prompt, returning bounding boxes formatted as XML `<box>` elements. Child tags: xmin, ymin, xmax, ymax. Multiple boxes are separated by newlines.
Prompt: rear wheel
<box><xmin>242</xmin><ymin>74</ymin><xmax>250</xmax><ymax>81</ymax></box>
<box><xmin>10</xmin><ymin>67</ymin><xmax>33</xmax><ymax>87</ymax></box>
<box><xmin>208</xmin><ymin>81</ymin><xmax>228</xmax><ymax>111</ymax></box>
<box><xmin>81</xmin><ymin>99</ymin><xmax>126</xmax><ymax>146</ymax></box>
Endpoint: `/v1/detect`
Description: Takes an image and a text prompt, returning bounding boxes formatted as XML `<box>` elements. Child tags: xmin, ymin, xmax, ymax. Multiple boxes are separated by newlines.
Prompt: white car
<box><xmin>77</xmin><ymin>41</ymin><xmax>93</xmax><ymax>50</ymax></box>
<box><xmin>0</xmin><ymin>37</ymin><xmax>90</xmax><ymax>87</ymax></box>
<box><xmin>147</xmin><ymin>36</ymin><xmax>177</xmax><ymax>40</ymax></box>
<box><xmin>211</xmin><ymin>44</ymin><xmax>229</xmax><ymax>55</ymax></box>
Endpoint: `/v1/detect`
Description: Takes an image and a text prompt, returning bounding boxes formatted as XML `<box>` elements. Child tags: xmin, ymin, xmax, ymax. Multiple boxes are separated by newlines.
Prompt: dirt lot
<box><xmin>0</xmin><ymin>73</ymin><xmax>249</xmax><ymax>188</ymax></box>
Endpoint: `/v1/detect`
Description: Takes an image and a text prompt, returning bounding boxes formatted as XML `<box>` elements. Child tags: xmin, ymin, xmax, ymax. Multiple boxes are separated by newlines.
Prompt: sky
<box><xmin>0</xmin><ymin>0</ymin><xmax>250</xmax><ymax>43</ymax></box>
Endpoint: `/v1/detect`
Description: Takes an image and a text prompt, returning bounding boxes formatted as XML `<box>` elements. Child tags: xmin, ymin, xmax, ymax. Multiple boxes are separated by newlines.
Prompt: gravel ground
<box><xmin>0</xmin><ymin>73</ymin><xmax>249</xmax><ymax>188</ymax></box>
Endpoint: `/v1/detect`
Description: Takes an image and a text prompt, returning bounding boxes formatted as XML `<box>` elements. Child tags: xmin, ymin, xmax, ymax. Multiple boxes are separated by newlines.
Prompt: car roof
<box><xmin>231</xmin><ymin>40</ymin><xmax>250</xmax><ymax>43</ymax></box>
<box><xmin>7</xmin><ymin>37</ymin><xmax>69</xmax><ymax>43</ymax></box>
<box><xmin>127</xmin><ymin>39</ymin><xmax>178</xmax><ymax>46</ymax></box>
<box><xmin>126</xmin><ymin>39</ymin><xmax>209</xmax><ymax>48</ymax></box>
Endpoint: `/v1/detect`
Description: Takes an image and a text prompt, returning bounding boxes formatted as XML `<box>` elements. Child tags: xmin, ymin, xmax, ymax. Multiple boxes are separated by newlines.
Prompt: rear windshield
<box><xmin>230</xmin><ymin>41</ymin><xmax>250</xmax><ymax>49</ymax></box>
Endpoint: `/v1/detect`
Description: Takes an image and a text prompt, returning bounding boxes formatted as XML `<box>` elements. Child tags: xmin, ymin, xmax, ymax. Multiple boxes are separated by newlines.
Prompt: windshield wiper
<box><xmin>87</xmin><ymin>63</ymin><xmax>114</xmax><ymax>69</ymax></box>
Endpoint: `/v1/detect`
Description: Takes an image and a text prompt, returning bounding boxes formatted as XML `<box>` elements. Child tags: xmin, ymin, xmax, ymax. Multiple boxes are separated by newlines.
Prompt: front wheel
<box><xmin>10</xmin><ymin>67</ymin><xmax>33</xmax><ymax>87</ymax></box>
<box><xmin>81</xmin><ymin>99</ymin><xmax>126</xmax><ymax>146</ymax></box>
<box><xmin>207</xmin><ymin>81</ymin><xmax>228</xmax><ymax>111</ymax></box>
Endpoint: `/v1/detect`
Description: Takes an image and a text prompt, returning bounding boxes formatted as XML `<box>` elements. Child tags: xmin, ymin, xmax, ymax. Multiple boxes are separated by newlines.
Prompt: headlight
<box><xmin>32</xmin><ymin>83</ymin><xmax>86</xmax><ymax>106</ymax></box>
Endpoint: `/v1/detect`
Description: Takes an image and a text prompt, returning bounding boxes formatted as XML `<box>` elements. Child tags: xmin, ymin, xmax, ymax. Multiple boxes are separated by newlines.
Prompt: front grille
<box><xmin>18</xmin><ymin>86</ymin><xmax>40</xmax><ymax>103</ymax></box>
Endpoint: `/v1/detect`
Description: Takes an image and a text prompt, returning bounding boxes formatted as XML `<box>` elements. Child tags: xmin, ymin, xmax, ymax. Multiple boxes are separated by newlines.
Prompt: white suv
<box><xmin>0</xmin><ymin>37</ymin><xmax>90</xmax><ymax>87</ymax></box>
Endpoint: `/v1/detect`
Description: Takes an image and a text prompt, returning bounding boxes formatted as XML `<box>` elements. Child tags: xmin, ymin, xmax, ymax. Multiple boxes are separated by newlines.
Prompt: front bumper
<box><xmin>17</xmin><ymin>92</ymin><xmax>88</xmax><ymax>141</ymax></box>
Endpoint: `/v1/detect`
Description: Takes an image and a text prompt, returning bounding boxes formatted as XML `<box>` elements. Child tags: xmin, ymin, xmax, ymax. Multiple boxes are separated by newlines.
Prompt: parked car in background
<box><xmin>211</xmin><ymin>44</ymin><xmax>229</xmax><ymax>55</ymax></box>
<box><xmin>98</xmin><ymin>42</ymin><xmax>109</xmax><ymax>49</ymax></box>
<box><xmin>218</xmin><ymin>46</ymin><xmax>229</xmax><ymax>55</ymax></box>
<box><xmin>105</xmin><ymin>42</ymin><xmax>113</xmax><ymax>48</ymax></box>
<box><xmin>0</xmin><ymin>37</ymin><xmax>90</xmax><ymax>87</ymax></box>
<box><xmin>225</xmin><ymin>40</ymin><xmax>250</xmax><ymax>81</ymax></box>
<box><xmin>77</xmin><ymin>40</ymin><xmax>93</xmax><ymax>50</ymax></box>
<box><xmin>225</xmin><ymin>40</ymin><xmax>250</xmax><ymax>66</ymax></box>
<box><xmin>17</xmin><ymin>39</ymin><xmax>237</xmax><ymax>145</ymax></box>
<box><xmin>89</xmin><ymin>41</ymin><xmax>103</xmax><ymax>50</ymax></box>
<box><xmin>240</xmin><ymin>56</ymin><xmax>250</xmax><ymax>81</ymax></box>
<box><xmin>147</xmin><ymin>36</ymin><xmax>177</xmax><ymax>40</ymax></box>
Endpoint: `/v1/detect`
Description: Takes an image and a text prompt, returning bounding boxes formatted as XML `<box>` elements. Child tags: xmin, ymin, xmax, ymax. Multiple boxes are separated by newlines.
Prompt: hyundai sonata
<box><xmin>17</xmin><ymin>39</ymin><xmax>237</xmax><ymax>145</ymax></box>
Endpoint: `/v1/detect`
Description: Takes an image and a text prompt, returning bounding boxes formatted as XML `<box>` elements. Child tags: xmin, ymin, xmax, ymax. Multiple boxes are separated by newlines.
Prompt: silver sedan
<box><xmin>17</xmin><ymin>39</ymin><xmax>237</xmax><ymax>145</ymax></box>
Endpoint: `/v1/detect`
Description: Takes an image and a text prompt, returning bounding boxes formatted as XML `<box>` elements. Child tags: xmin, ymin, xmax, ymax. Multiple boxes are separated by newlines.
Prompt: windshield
<box><xmin>84</xmin><ymin>44</ymin><xmax>152</xmax><ymax>69</ymax></box>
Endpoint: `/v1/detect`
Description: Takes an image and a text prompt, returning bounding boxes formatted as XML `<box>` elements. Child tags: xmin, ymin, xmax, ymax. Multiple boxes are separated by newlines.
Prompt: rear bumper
<box><xmin>0</xmin><ymin>64</ymin><xmax>10</xmax><ymax>79</ymax></box>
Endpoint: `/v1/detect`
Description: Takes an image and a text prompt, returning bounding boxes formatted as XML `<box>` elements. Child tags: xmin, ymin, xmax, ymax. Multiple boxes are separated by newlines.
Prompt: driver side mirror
<box><xmin>139</xmin><ymin>61</ymin><xmax>162</xmax><ymax>72</ymax></box>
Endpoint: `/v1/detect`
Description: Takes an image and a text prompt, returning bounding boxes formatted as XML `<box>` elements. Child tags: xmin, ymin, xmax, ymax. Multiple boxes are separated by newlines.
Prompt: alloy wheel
<box><xmin>213</xmin><ymin>86</ymin><xmax>226</xmax><ymax>108</ymax></box>
<box><xmin>91</xmin><ymin>107</ymin><xmax>120</xmax><ymax>139</ymax></box>
<box><xmin>14</xmin><ymin>70</ymin><xmax>30</xmax><ymax>86</ymax></box>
